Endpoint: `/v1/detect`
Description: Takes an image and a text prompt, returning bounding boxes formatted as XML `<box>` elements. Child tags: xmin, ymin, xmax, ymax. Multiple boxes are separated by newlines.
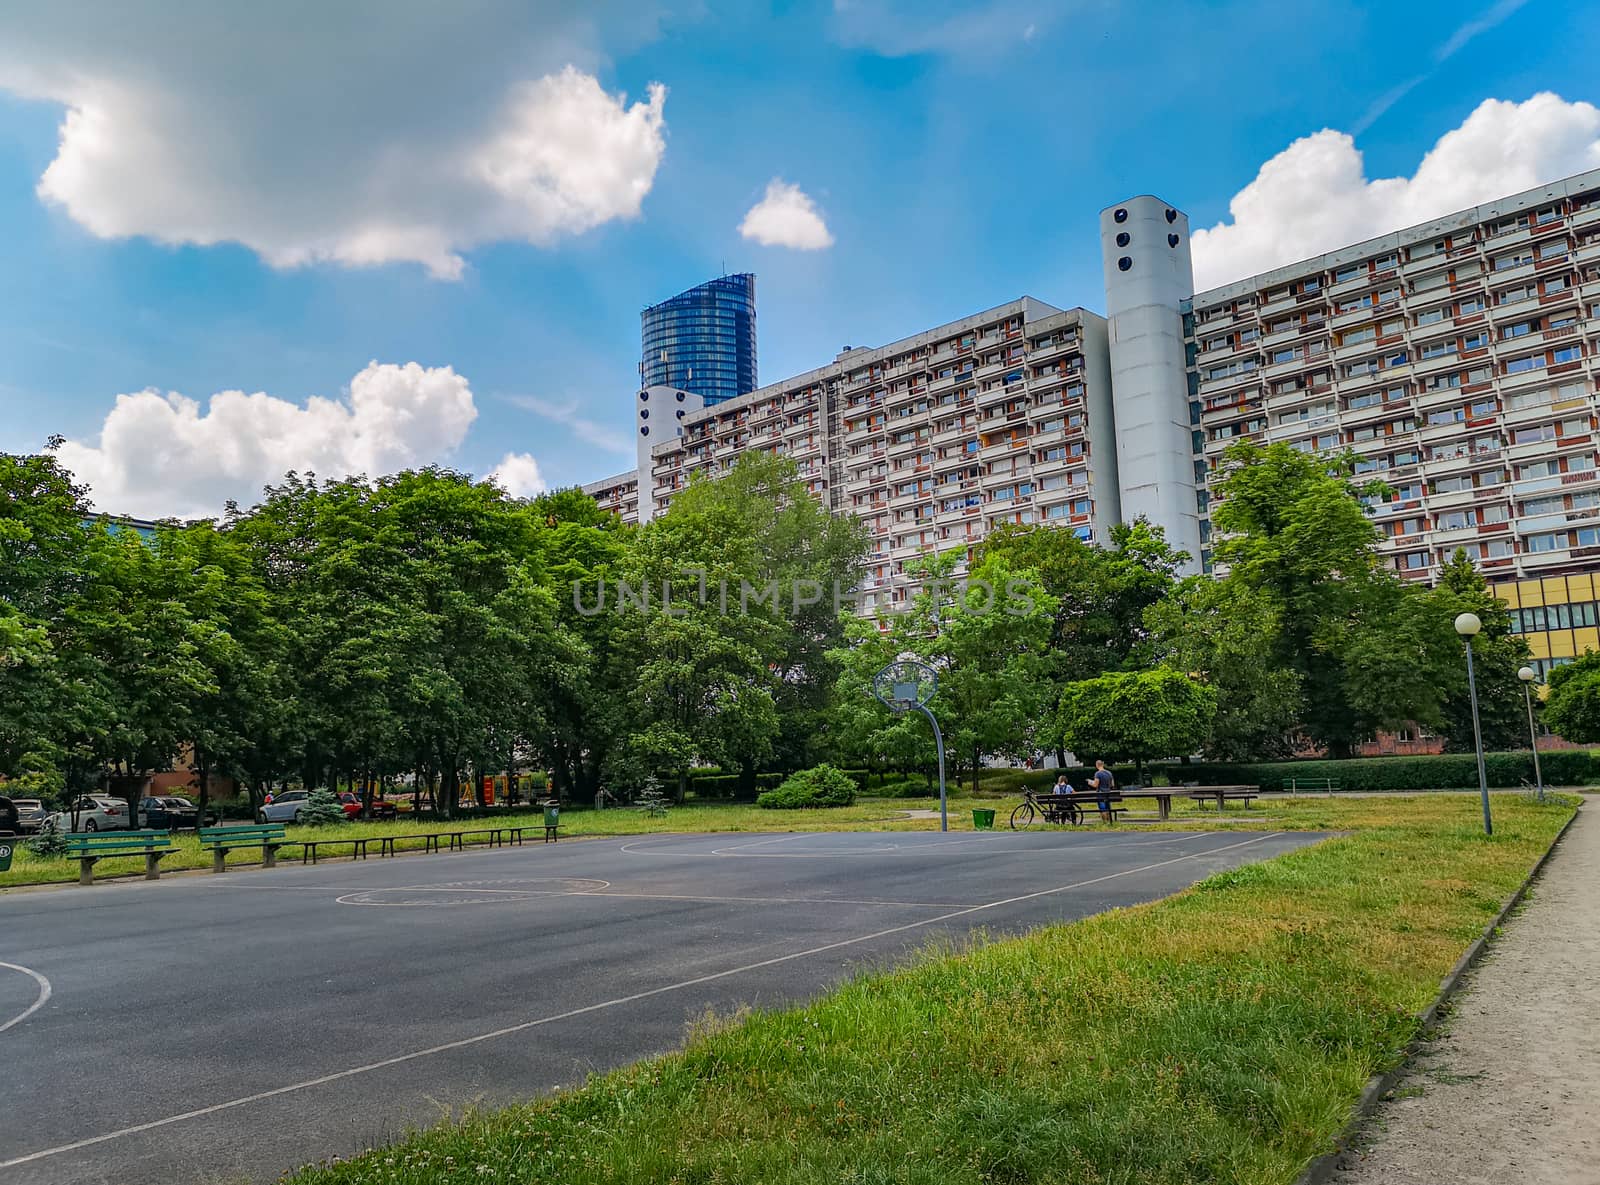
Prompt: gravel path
<box><xmin>1330</xmin><ymin>804</ymin><xmax>1600</xmax><ymax>1185</ymax></box>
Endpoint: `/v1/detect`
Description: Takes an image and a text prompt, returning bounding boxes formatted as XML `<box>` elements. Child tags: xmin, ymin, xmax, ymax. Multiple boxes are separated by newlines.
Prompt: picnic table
<box><xmin>1185</xmin><ymin>784</ymin><xmax>1261</xmax><ymax>810</ymax></box>
<box><xmin>1116</xmin><ymin>788</ymin><xmax>1177</xmax><ymax>820</ymax></box>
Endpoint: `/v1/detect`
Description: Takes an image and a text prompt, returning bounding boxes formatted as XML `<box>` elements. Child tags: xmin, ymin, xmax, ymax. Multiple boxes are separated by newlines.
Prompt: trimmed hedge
<box><xmin>1154</xmin><ymin>749</ymin><xmax>1596</xmax><ymax>792</ymax></box>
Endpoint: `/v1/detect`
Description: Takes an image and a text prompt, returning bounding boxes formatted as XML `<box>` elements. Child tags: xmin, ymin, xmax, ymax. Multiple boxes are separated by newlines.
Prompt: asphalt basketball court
<box><xmin>0</xmin><ymin>826</ymin><xmax>1322</xmax><ymax>1184</ymax></box>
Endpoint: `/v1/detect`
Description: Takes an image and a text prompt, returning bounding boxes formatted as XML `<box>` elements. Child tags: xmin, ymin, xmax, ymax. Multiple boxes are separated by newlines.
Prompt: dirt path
<box><xmin>1330</xmin><ymin>804</ymin><xmax>1600</xmax><ymax>1185</ymax></box>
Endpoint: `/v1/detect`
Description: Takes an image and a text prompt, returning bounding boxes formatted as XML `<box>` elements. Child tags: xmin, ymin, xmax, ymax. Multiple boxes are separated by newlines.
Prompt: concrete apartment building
<box><xmin>1188</xmin><ymin>168</ymin><xmax>1600</xmax><ymax>674</ymax></box>
<box><xmin>583</xmin><ymin>168</ymin><xmax>1600</xmax><ymax>667</ymax></box>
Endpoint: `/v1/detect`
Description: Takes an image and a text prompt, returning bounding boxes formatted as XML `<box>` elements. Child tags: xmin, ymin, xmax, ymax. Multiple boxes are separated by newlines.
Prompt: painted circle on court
<box><xmin>336</xmin><ymin>877</ymin><xmax>609</xmax><ymax>907</ymax></box>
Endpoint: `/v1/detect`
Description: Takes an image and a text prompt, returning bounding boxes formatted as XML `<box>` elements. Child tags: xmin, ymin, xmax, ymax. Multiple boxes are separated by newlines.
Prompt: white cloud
<box><xmin>738</xmin><ymin>179</ymin><xmax>834</xmax><ymax>250</ymax></box>
<box><xmin>0</xmin><ymin>6</ymin><xmax>667</xmax><ymax>279</ymax></box>
<box><xmin>57</xmin><ymin>362</ymin><xmax>478</xmax><ymax>519</ymax></box>
<box><xmin>503</xmin><ymin>394</ymin><xmax>632</xmax><ymax>455</ymax></box>
<box><xmin>487</xmin><ymin>452</ymin><xmax>549</xmax><ymax>499</ymax></box>
<box><xmin>1191</xmin><ymin>94</ymin><xmax>1600</xmax><ymax>291</ymax></box>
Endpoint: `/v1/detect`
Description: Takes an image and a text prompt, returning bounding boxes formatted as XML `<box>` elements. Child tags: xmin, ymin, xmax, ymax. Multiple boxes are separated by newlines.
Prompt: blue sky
<box><xmin>2</xmin><ymin>0</ymin><xmax>1599</xmax><ymax>517</ymax></box>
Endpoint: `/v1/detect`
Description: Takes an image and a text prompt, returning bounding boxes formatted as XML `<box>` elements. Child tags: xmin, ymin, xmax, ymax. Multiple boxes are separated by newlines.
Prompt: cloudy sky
<box><xmin>2</xmin><ymin>0</ymin><xmax>1599</xmax><ymax>517</ymax></box>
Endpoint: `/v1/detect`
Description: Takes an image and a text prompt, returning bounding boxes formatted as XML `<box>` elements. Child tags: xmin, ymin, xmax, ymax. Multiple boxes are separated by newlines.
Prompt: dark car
<box><xmin>0</xmin><ymin>795</ymin><xmax>19</xmax><ymax>835</ymax></box>
<box><xmin>137</xmin><ymin>796</ymin><xmax>212</xmax><ymax>830</ymax></box>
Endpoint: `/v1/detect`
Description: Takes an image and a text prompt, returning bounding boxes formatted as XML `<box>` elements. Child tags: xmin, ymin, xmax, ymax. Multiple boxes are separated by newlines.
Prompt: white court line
<box><xmin>0</xmin><ymin>831</ymin><xmax>1285</xmax><ymax>1170</ymax></box>
<box><xmin>617</xmin><ymin>830</ymin><xmax>1224</xmax><ymax>858</ymax></box>
<box><xmin>0</xmin><ymin>961</ymin><xmax>52</xmax><ymax>1035</ymax></box>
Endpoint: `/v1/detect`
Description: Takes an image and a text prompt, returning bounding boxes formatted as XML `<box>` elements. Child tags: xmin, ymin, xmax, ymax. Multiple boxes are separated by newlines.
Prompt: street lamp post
<box><xmin>1455</xmin><ymin>612</ymin><xmax>1493</xmax><ymax>836</ymax></box>
<box><xmin>872</xmin><ymin>659</ymin><xmax>947</xmax><ymax>832</ymax></box>
<box><xmin>1518</xmin><ymin>665</ymin><xmax>1545</xmax><ymax>804</ymax></box>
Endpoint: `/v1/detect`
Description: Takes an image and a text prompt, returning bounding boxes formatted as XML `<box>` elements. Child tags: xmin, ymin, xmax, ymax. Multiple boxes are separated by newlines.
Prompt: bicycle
<box><xmin>1009</xmin><ymin>787</ymin><xmax>1082</xmax><ymax>829</ymax></box>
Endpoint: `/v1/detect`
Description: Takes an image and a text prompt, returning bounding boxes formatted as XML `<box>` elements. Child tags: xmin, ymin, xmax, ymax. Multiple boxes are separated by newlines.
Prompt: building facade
<box><xmin>641</xmin><ymin>298</ymin><xmax>1117</xmax><ymax>614</ymax></box>
<box><xmin>1187</xmin><ymin>168</ymin><xmax>1600</xmax><ymax>674</ymax></box>
<box><xmin>639</xmin><ymin>273</ymin><xmax>758</xmax><ymax>407</ymax></box>
<box><xmin>587</xmin><ymin>170</ymin><xmax>1600</xmax><ymax>664</ymax></box>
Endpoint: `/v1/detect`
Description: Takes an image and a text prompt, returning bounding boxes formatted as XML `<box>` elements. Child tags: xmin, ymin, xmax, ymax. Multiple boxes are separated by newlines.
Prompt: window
<box><xmin>1428</xmin><ymin>407</ymin><xmax>1465</xmax><ymax>426</ymax></box>
<box><xmin>1463</xmin><ymin>330</ymin><xmax>1490</xmax><ymax>351</ymax></box>
<box><xmin>1341</xmin><ymin>326</ymin><xmax>1376</xmax><ymax>346</ymax></box>
<box><xmin>1458</xmin><ymin>296</ymin><xmax>1486</xmax><ymax>315</ymax></box>
<box><xmin>1470</xmin><ymin>398</ymin><xmax>1498</xmax><ymax>418</ymax></box>
<box><xmin>1527</xmin><ymin>532</ymin><xmax>1563</xmax><ymax>553</ymax></box>
<box><xmin>1271</xmin><ymin>346</ymin><xmax>1301</xmax><ymax>364</ymax></box>
<box><xmin>1537</xmin><ymin>239</ymin><xmax>1568</xmax><ymax>261</ymax></box>
<box><xmin>1419</xmin><ymin>339</ymin><xmax>1456</xmax><ymax>360</ymax></box>
<box><xmin>1513</xmin><ymin>423</ymin><xmax>1557</xmax><ymax>445</ymax></box>
<box><xmin>1333</xmin><ymin>263</ymin><xmax>1361</xmax><ymax>283</ymax></box>
<box><xmin>1543</xmin><ymin>274</ymin><xmax>1569</xmax><ymax>294</ymax></box>
<box><xmin>1552</xmin><ymin>345</ymin><xmax>1582</xmax><ymax>365</ymax></box>
<box><xmin>1578</xmin><ymin>527</ymin><xmax>1600</xmax><ymax>548</ymax></box>
<box><xmin>1416</xmin><ymin>306</ymin><xmax>1447</xmax><ymax>326</ymax></box>
<box><xmin>1501</xmin><ymin>319</ymin><xmax>1539</xmax><ymax>340</ymax></box>
<box><xmin>1506</xmin><ymin>354</ymin><xmax>1541</xmax><ymax>375</ymax></box>
<box><xmin>1403</xmin><ymin>552</ymin><xmax>1429</xmax><ymax>570</ymax></box>
<box><xmin>1481</xmin><ymin>539</ymin><xmax>1515</xmax><ymax>560</ymax></box>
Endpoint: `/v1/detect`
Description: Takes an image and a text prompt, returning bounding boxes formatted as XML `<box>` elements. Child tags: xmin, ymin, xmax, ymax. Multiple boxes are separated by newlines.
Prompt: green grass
<box><xmin>279</xmin><ymin>792</ymin><xmax>1576</xmax><ymax>1185</ymax></box>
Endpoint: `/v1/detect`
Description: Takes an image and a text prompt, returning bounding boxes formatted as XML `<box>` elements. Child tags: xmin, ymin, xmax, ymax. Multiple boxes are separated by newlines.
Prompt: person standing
<box><xmin>1092</xmin><ymin>760</ymin><xmax>1115</xmax><ymax>823</ymax></box>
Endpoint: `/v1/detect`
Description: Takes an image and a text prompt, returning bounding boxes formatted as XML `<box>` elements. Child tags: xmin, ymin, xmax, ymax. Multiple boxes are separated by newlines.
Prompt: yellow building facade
<box><xmin>1494</xmin><ymin>573</ymin><xmax>1600</xmax><ymax>676</ymax></box>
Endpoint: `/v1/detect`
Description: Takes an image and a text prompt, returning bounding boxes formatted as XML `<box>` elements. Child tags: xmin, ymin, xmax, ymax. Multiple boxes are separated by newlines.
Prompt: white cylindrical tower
<box><xmin>635</xmin><ymin>384</ymin><xmax>704</xmax><ymax>524</ymax></box>
<box><xmin>1100</xmin><ymin>196</ymin><xmax>1202</xmax><ymax>571</ymax></box>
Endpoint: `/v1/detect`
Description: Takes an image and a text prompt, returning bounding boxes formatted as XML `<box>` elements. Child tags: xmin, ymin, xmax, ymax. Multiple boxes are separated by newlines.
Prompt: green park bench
<box><xmin>63</xmin><ymin>830</ymin><xmax>176</xmax><ymax>885</ymax></box>
<box><xmin>200</xmin><ymin>824</ymin><xmax>288</xmax><ymax>873</ymax></box>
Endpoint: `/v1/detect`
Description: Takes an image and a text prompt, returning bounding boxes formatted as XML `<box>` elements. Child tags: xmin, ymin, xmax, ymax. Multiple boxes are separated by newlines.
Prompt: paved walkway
<box><xmin>1331</xmin><ymin>804</ymin><xmax>1600</xmax><ymax>1185</ymax></box>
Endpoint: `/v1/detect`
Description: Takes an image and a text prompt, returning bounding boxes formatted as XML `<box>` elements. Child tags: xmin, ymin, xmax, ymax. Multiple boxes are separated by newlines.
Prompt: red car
<box><xmin>338</xmin><ymin>793</ymin><xmax>398</xmax><ymax>821</ymax></box>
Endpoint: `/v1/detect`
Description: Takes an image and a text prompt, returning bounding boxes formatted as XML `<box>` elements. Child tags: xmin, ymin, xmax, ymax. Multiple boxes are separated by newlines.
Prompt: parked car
<box><xmin>46</xmin><ymin>795</ymin><xmax>131</xmax><ymax>832</ymax></box>
<box><xmin>257</xmin><ymin>790</ymin><xmax>309</xmax><ymax>824</ymax></box>
<box><xmin>0</xmin><ymin>795</ymin><xmax>19</xmax><ymax>835</ymax></box>
<box><xmin>10</xmin><ymin>798</ymin><xmax>49</xmax><ymax>833</ymax></box>
<box><xmin>338</xmin><ymin>792</ymin><xmax>397</xmax><ymax>821</ymax></box>
<box><xmin>137</xmin><ymin>796</ymin><xmax>216</xmax><ymax>830</ymax></box>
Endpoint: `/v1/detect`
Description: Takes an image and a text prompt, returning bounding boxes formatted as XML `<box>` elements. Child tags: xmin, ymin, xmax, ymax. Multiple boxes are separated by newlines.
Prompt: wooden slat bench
<box><xmin>444</xmin><ymin>826</ymin><xmax>524</xmax><ymax>852</ymax></box>
<box><xmin>376</xmin><ymin>833</ymin><xmax>444</xmax><ymax>857</ymax></box>
<box><xmin>200</xmin><ymin>824</ymin><xmax>288</xmax><ymax>872</ymax></box>
<box><xmin>63</xmin><ymin>830</ymin><xmax>176</xmax><ymax>884</ymax></box>
<box><xmin>299</xmin><ymin>836</ymin><xmax>371</xmax><ymax>864</ymax></box>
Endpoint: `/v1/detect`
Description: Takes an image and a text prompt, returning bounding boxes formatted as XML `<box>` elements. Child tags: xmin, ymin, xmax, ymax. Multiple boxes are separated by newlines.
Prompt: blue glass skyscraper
<box><xmin>640</xmin><ymin>274</ymin><xmax>757</xmax><ymax>406</ymax></box>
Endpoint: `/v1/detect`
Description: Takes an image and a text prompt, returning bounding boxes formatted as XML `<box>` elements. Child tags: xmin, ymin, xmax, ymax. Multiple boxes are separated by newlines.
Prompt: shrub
<box><xmin>297</xmin><ymin>788</ymin><xmax>347</xmax><ymax>827</ymax></box>
<box><xmin>757</xmin><ymin>764</ymin><xmax>858</xmax><ymax>809</ymax></box>
<box><xmin>26</xmin><ymin>821</ymin><xmax>68</xmax><ymax>858</ymax></box>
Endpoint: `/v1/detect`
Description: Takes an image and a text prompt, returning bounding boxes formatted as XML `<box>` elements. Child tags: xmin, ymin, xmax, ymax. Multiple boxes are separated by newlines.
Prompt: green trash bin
<box><xmin>972</xmin><ymin>808</ymin><xmax>996</xmax><ymax>831</ymax></box>
<box><xmin>543</xmin><ymin>803</ymin><xmax>560</xmax><ymax>829</ymax></box>
<box><xmin>0</xmin><ymin>839</ymin><xmax>13</xmax><ymax>873</ymax></box>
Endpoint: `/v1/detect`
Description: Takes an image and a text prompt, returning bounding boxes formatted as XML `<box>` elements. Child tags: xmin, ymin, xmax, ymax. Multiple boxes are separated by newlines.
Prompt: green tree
<box><xmin>1416</xmin><ymin>549</ymin><xmax>1529</xmax><ymax>752</ymax></box>
<box><xmin>1056</xmin><ymin>668</ymin><xmax>1217</xmax><ymax>780</ymax></box>
<box><xmin>1210</xmin><ymin>442</ymin><xmax>1438</xmax><ymax>755</ymax></box>
<box><xmin>1539</xmin><ymin>650</ymin><xmax>1600</xmax><ymax>743</ymax></box>
<box><xmin>875</xmin><ymin>548</ymin><xmax>1058</xmax><ymax>792</ymax></box>
<box><xmin>1145</xmin><ymin>577</ymin><xmax>1302</xmax><ymax>760</ymax></box>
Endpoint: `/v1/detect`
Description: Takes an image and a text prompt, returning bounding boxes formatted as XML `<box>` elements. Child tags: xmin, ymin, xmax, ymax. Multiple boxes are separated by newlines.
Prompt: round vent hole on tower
<box><xmin>675</xmin><ymin>391</ymin><xmax>686</xmax><ymax>402</ymax></box>
<box><xmin>676</xmin><ymin>410</ymin><xmax>685</xmax><ymax>419</ymax></box>
<box><xmin>639</xmin><ymin>390</ymin><xmax>648</xmax><ymax>401</ymax></box>
<box><xmin>1168</xmin><ymin>233</ymin><xmax>1180</xmax><ymax>247</ymax></box>
<box><xmin>1117</xmin><ymin>256</ymin><xmax>1133</xmax><ymax>271</ymax></box>
<box><xmin>1115</xmin><ymin>232</ymin><xmax>1130</xmax><ymax>247</ymax></box>
<box><xmin>640</xmin><ymin>426</ymin><xmax>649</xmax><ymax>436</ymax></box>
<box><xmin>640</xmin><ymin>409</ymin><xmax>649</xmax><ymax>420</ymax></box>
<box><xmin>1165</xmin><ymin>208</ymin><xmax>1177</xmax><ymax>223</ymax></box>
<box><xmin>1113</xmin><ymin>208</ymin><xmax>1128</xmax><ymax>223</ymax></box>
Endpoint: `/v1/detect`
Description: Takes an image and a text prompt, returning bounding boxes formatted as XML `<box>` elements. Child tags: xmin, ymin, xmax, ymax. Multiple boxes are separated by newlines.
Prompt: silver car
<box><xmin>46</xmin><ymin>795</ymin><xmax>132</xmax><ymax>832</ymax></box>
<box><xmin>257</xmin><ymin>790</ymin><xmax>310</xmax><ymax>824</ymax></box>
<box><xmin>10</xmin><ymin>798</ymin><xmax>49</xmax><ymax>833</ymax></box>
